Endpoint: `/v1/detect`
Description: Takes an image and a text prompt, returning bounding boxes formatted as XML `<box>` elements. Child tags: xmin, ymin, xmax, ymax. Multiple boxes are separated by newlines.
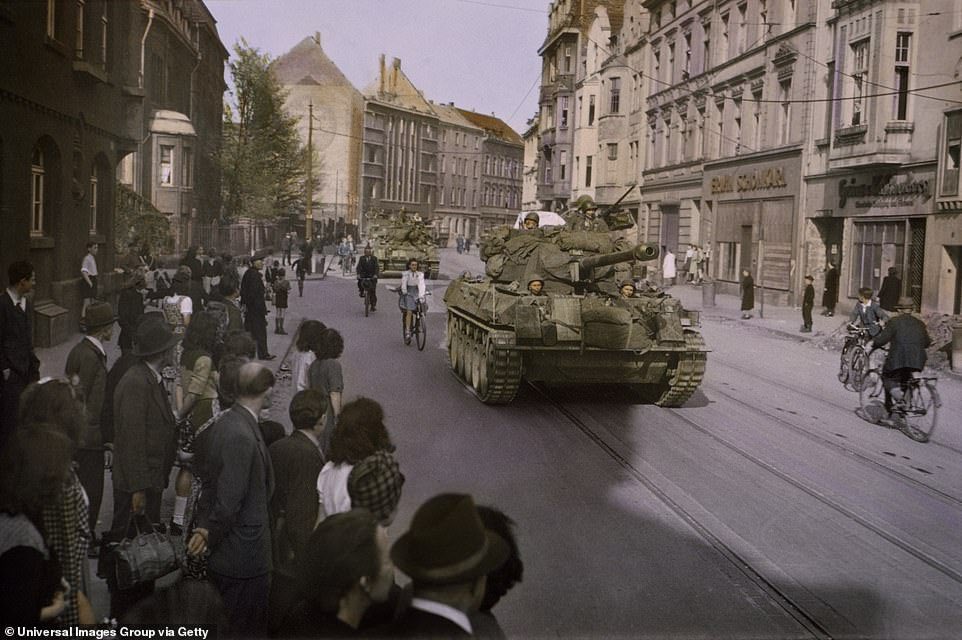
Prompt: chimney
<box><xmin>391</xmin><ymin>57</ymin><xmax>400</xmax><ymax>92</ymax></box>
<box><xmin>313</xmin><ymin>31</ymin><xmax>320</xmax><ymax>46</ymax></box>
<box><xmin>379</xmin><ymin>54</ymin><xmax>385</xmax><ymax>94</ymax></box>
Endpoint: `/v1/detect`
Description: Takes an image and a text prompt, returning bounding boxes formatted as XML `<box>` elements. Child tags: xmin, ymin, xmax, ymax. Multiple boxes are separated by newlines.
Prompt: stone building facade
<box><xmin>273</xmin><ymin>34</ymin><xmax>363</xmax><ymax>234</ymax></box>
<box><xmin>433</xmin><ymin>103</ymin><xmax>484</xmax><ymax>246</ymax></box>
<box><xmin>0</xmin><ymin>0</ymin><xmax>225</xmax><ymax>345</ymax></box>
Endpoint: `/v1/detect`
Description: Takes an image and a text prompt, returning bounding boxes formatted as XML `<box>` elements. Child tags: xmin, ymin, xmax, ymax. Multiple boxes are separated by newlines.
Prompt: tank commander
<box><xmin>527</xmin><ymin>276</ymin><xmax>545</xmax><ymax>296</ymax></box>
<box><xmin>565</xmin><ymin>196</ymin><xmax>609</xmax><ymax>233</ymax></box>
<box><xmin>522</xmin><ymin>212</ymin><xmax>540</xmax><ymax>230</ymax></box>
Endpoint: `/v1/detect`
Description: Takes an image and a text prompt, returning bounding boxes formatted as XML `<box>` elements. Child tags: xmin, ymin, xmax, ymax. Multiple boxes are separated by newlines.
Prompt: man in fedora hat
<box><xmin>241</xmin><ymin>257</ymin><xmax>274</xmax><ymax>360</ymax></box>
<box><xmin>390</xmin><ymin>493</ymin><xmax>509</xmax><ymax>637</ymax></box>
<box><xmin>65</xmin><ymin>301</ymin><xmax>115</xmax><ymax>546</ymax></box>
<box><xmin>117</xmin><ymin>270</ymin><xmax>146</xmax><ymax>354</ymax></box>
<box><xmin>872</xmin><ymin>296</ymin><xmax>931</xmax><ymax>420</ymax></box>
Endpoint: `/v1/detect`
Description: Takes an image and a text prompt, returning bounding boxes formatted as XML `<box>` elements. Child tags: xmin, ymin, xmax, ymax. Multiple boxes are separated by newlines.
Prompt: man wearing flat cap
<box><xmin>390</xmin><ymin>493</ymin><xmax>509</xmax><ymax>637</ymax></box>
<box><xmin>65</xmin><ymin>301</ymin><xmax>115</xmax><ymax>541</ymax></box>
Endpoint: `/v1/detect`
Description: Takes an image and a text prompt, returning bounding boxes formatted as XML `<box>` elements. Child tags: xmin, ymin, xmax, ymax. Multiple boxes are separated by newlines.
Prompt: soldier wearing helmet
<box><xmin>527</xmin><ymin>275</ymin><xmax>545</xmax><ymax>296</ymax></box>
<box><xmin>522</xmin><ymin>212</ymin><xmax>540</xmax><ymax>230</ymax></box>
<box><xmin>565</xmin><ymin>195</ymin><xmax>609</xmax><ymax>232</ymax></box>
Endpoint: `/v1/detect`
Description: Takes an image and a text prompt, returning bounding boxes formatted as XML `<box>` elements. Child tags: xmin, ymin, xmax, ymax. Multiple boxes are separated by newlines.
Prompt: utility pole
<box><xmin>306</xmin><ymin>101</ymin><xmax>314</xmax><ymax>240</ymax></box>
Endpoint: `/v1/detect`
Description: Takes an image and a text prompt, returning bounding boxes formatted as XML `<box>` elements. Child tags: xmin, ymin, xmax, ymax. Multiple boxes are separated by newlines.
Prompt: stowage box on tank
<box><xmin>443</xmin><ymin>222</ymin><xmax>708</xmax><ymax>407</ymax></box>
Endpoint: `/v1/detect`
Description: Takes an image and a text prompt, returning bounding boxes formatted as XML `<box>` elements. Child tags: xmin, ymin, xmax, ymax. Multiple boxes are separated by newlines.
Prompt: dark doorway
<box><xmin>739</xmin><ymin>225</ymin><xmax>754</xmax><ymax>275</ymax></box>
<box><xmin>948</xmin><ymin>246</ymin><xmax>962</xmax><ymax>315</ymax></box>
<box><xmin>661</xmin><ymin>205</ymin><xmax>679</xmax><ymax>254</ymax></box>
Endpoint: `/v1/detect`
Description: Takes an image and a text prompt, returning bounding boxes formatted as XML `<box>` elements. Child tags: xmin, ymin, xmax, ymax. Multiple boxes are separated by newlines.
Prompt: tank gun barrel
<box><xmin>577</xmin><ymin>243</ymin><xmax>659</xmax><ymax>272</ymax></box>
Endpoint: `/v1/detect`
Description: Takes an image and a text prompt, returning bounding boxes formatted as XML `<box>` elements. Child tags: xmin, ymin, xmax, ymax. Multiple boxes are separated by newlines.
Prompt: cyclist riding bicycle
<box><xmin>337</xmin><ymin>236</ymin><xmax>355</xmax><ymax>274</ymax></box>
<box><xmin>356</xmin><ymin>244</ymin><xmax>380</xmax><ymax>311</ymax></box>
<box><xmin>849</xmin><ymin>286</ymin><xmax>888</xmax><ymax>340</ymax></box>
<box><xmin>400</xmin><ymin>257</ymin><xmax>426</xmax><ymax>344</ymax></box>
<box><xmin>871</xmin><ymin>296</ymin><xmax>931</xmax><ymax>418</ymax></box>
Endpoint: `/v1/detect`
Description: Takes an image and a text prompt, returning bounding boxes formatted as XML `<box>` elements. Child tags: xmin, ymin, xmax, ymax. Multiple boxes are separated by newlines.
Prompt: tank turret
<box><xmin>575</xmin><ymin>244</ymin><xmax>659</xmax><ymax>278</ymax></box>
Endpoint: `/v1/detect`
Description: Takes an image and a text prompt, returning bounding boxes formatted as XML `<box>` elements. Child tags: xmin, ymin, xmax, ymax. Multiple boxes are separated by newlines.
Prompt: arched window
<box><xmin>31</xmin><ymin>148</ymin><xmax>45</xmax><ymax>236</ymax></box>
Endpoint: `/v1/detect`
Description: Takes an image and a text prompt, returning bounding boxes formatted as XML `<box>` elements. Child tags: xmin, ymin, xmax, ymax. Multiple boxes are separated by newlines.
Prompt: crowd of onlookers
<box><xmin>0</xmin><ymin>251</ymin><xmax>524</xmax><ymax>638</ymax></box>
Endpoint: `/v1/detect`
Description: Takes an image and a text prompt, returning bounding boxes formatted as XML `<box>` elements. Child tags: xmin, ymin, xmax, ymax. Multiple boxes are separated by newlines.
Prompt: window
<box><xmin>588</xmin><ymin>95</ymin><xmax>596</xmax><ymax>125</ymax></box>
<box><xmin>850</xmin><ymin>222</ymin><xmax>905</xmax><ymax>295</ymax></box>
<box><xmin>182</xmin><ymin>148</ymin><xmax>193</xmax><ymax>188</ymax></box>
<box><xmin>653</xmin><ymin>49</ymin><xmax>661</xmax><ymax>84</ymax></box>
<box><xmin>668</xmin><ymin>41</ymin><xmax>675</xmax><ymax>84</ymax></box>
<box><xmin>46</xmin><ymin>0</ymin><xmax>56</xmax><ymax>39</ymax></box>
<box><xmin>941</xmin><ymin>112</ymin><xmax>962</xmax><ymax>196</ymax></box>
<box><xmin>607</xmin><ymin>143</ymin><xmax>618</xmax><ymax>161</ymax></box>
<box><xmin>440</xmin><ymin>155</ymin><xmax>445</xmax><ymax>173</ymax></box>
<box><xmin>850</xmin><ymin>40</ymin><xmax>868</xmax><ymax>126</ymax></box>
<box><xmin>439</xmin><ymin>185</ymin><xmax>445</xmax><ymax>205</ymax></box>
<box><xmin>733</xmin><ymin>100</ymin><xmax>742</xmax><ymax>154</ymax></box>
<box><xmin>702</xmin><ymin>22</ymin><xmax>711</xmax><ymax>72</ymax></box>
<box><xmin>160</xmin><ymin>145</ymin><xmax>174</xmax><ymax>185</ymax></box>
<box><xmin>665</xmin><ymin>115</ymin><xmax>673</xmax><ymax>164</ymax></box>
<box><xmin>560</xmin><ymin>96</ymin><xmax>569</xmax><ymax>128</ymax></box>
<box><xmin>694</xmin><ymin>109</ymin><xmax>705</xmax><ymax>159</ymax></box>
<box><xmin>31</xmin><ymin>148</ymin><xmax>45</xmax><ymax>236</ymax></box>
<box><xmin>779</xmin><ymin>80</ymin><xmax>791</xmax><ymax>144</ymax></box>
<box><xmin>473</xmin><ymin>161</ymin><xmax>478</xmax><ymax>178</ymax></box>
<box><xmin>100</xmin><ymin>2</ymin><xmax>108</xmax><ymax>66</ymax></box>
<box><xmin>783</xmin><ymin>0</ymin><xmax>796</xmax><ymax>31</ymax></box>
<box><xmin>559</xmin><ymin>150</ymin><xmax>567</xmax><ymax>181</ymax></box>
<box><xmin>720</xmin><ymin>14</ymin><xmax>730</xmax><ymax>59</ymax></box>
<box><xmin>564</xmin><ymin>45</ymin><xmax>572</xmax><ymax>73</ymax></box>
<box><xmin>737</xmin><ymin>3</ymin><xmax>747</xmax><ymax>54</ymax></box>
<box><xmin>760</xmin><ymin>0</ymin><xmax>768</xmax><ymax>29</ymax></box>
<box><xmin>683</xmin><ymin>32</ymin><xmax>692</xmax><ymax>77</ymax></box>
<box><xmin>574</xmin><ymin>157</ymin><xmax>580</xmax><ymax>188</ymax></box>
<box><xmin>585</xmin><ymin>155</ymin><xmax>593</xmax><ymax>187</ymax></box>
<box><xmin>894</xmin><ymin>33</ymin><xmax>911</xmax><ymax>120</ymax></box>
<box><xmin>89</xmin><ymin>174</ymin><xmax>98</xmax><ymax>232</ymax></box>
<box><xmin>752</xmin><ymin>91</ymin><xmax>762</xmax><ymax>151</ymax></box>
<box><xmin>680</xmin><ymin>115</ymin><xmax>689</xmax><ymax>161</ymax></box>
<box><xmin>648</xmin><ymin>120</ymin><xmax>657</xmax><ymax>167</ymax></box>
<box><xmin>75</xmin><ymin>0</ymin><xmax>85</xmax><ymax>58</ymax></box>
<box><xmin>609</xmin><ymin>77</ymin><xmax>621</xmax><ymax>114</ymax></box>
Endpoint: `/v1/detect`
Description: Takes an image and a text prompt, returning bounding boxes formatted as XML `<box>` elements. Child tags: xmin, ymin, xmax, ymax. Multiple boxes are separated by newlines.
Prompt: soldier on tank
<box><xmin>526</xmin><ymin>275</ymin><xmax>546</xmax><ymax>296</ymax></box>
<box><xmin>619</xmin><ymin>280</ymin><xmax>636</xmax><ymax>299</ymax></box>
<box><xmin>522</xmin><ymin>212</ymin><xmax>540</xmax><ymax>231</ymax></box>
<box><xmin>565</xmin><ymin>196</ymin><xmax>609</xmax><ymax>233</ymax></box>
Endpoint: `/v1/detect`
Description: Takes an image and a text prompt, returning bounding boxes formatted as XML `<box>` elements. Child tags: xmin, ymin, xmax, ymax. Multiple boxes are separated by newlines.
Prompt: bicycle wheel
<box><xmin>859</xmin><ymin>368</ymin><xmax>884</xmax><ymax>416</ymax></box>
<box><xmin>364</xmin><ymin>288</ymin><xmax>371</xmax><ymax>317</ymax></box>
<box><xmin>849</xmin><ymin>347</ymin><xmax>868</xmax><ymax>392</ymax></box>
<box><xmin>900</xmin><ymin>382</ymin><xmax>939</xmax><ymax>443</ymax></box>
<box><xmin>416</xmin><ymin>311</ymin><xmax>427</xmax><ymax>351</ymax></box>
<box><xmin>838</xmin><ymin>342</ymin><xmax>853</xmax><ymax>386</ymax></box>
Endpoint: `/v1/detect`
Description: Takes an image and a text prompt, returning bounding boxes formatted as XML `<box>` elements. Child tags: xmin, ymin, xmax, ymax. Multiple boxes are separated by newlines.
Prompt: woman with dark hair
<box><xmin>172</xmin><ymin>311</ymin><xmax>221</xmax><ymax>534</ymax></box>
<box><xmin>316</xmin><ymin>397</ymin><xmax>397</xmax><ymax>524</ymax></box>
<box><xmin>308</xmin><ymin>328</ymin><xmax>344</xmax><ymax>452</ymax></box>
<box><xmin>399</xmin><ymin>258</ymin><xmax>426</xmax><ymax>344</ymax></box>
<box><xmin>18</xmin><ymin>380</ymin><xmax>96</xmax><ymax>625</ymax></box>
<box><xmin>0</xmin><ymin>425</ymin><xmax>73</xmax><ymax>624</ymax></box>
<box><xmin>292</xmin><ymin>320</ymin><xmax>326</xmax><ymax>393</ymax></box>
<box><xmin>163</xmin><ymin>267</ymin><xmax>193</xmax><ymax>333</ymax></box>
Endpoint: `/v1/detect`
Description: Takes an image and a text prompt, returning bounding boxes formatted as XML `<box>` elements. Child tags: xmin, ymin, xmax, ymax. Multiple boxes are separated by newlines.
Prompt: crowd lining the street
<box><xmin>0</xmin><ymin>248</ymin><xmax>524</xmax><ymax>638</ymax></box>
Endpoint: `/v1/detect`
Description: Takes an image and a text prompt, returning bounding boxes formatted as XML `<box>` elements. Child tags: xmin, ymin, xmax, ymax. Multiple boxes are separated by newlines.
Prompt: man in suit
<box><xmin>0</xmin><ymin>261</ymin><xmax>41</xmax><ymax>449</ymax></box>
<box><xmin>822</xmin><ymin>262</ymin><xmax>840</xmax><ymax>317</ymax></box>
<box><xmin>356</xmin><ymin>245</ymin><xmax>380</xmax><ymax>311</ymax></box>
<box><xmin>390</xmin><ymin>493</ymin><xmax>509</xmax><ymax>638</ymax></box>
<box><xmin>241</xmin><ymin>258</ymin><xmax>273</xmax><ymax>361</ymax></box>
<box><xmin>65</xmin><ymin>301</ymin><xmax>114</xmax><ymax>544</ymax></box>
<box><xmin>188</xmin><ymin>362</ymin><xmax>276</xmax><ymax>636</ymax></box>
<box><xmin>878</xmin><ymin>267</ymin><xmax>903</xmax><ymax>312</ymax></box>
<box><xmin>872</xmin><ymin>296</ymin><xmax>931</xmax><ymax>418</ymax></box>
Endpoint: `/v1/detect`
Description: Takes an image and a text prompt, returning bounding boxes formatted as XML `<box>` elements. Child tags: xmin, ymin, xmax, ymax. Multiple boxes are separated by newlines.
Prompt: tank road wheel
<box><xmin>474</xmin><ymin>331</ymin><xmax>523</xmax><ymax>405</ymax></box>
<box><xmin>654</xmin><ymin>332</ymin><xmax>708</xmax><ymax>408</ymax></box>
<box><xmin>447</xmin><ymin>314</ymin><xmax>461</xmax><ymax>372</ymax></box>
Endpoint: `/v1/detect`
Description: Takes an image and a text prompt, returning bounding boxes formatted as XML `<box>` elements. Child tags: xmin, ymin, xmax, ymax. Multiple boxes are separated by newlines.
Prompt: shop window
<box><xmin>941</xmin><ymin>111</ymin><xmax>962</xmax><ymax>197</ymax></box>
<box><xmin>717</xmin><ymin>241</ymin><xmax>740</xmax><ymax>281</ymax></box>
<box><xmin>850</xmin><ymin>221</ymin><xmax>905</xmax><ymax>296</ymax></box>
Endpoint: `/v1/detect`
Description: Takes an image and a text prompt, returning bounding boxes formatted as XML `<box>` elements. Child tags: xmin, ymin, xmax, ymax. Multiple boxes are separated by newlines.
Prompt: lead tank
<box><xmin>366</xmin><ymin>210</ymin><xmax>440</xmax><ymax>279</ymax></box>
<box><xmin>443</xmin><ymin>224</ymin><xmax>708</xmax><ymax>406</ymax></box>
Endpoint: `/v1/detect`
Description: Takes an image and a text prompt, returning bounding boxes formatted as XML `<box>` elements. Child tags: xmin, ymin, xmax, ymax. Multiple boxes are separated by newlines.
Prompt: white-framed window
<box><xmin>573</xmin><ymin>156</ymin><xmax>580</xmax><ymax>189</ymax></box>
<box><xmin>560</xmin><ymin>96</ymin><xmax>569</xmax><ymax>128</ymax></box>
<box><xmin>941</xmin><ymin>111</ymin><xmax>962</xmax><ymax>197</ymax></box>
<box><xmin>182</xmin><ymin>147</ymin><xmax>193</xmax><ymax>188</ymax></box>
<box><xmin>733</xmin><ymin>99</ymin><xmax>742</xmax><ymax>154</ymax></box>
<box><xmin>31</xmin><ymin>148</ymin><xmax>45</xmax><ymax>236</ymax></box>
<box><xmin>609</xmin><ymin>77</ymin><xmax>621</xmax><ymax>114</ymax></box>
<box><xmin>779</xmin><ymin>80</ymin><xmax>792</xmax><ymax>144</ymax></box>
<box><xmin>588</xmin><ymin>94</ymin><xmax>596</xmax><ymax>125</ymax></box>
<box><xmin>89</xmin><ymin>174</ymin><xmax>98</xmax><ymax>232</ymax></box>
<box><xmin>850</xmin><ymin>39</ymin><xmax>868</xmax><ymax>126</ymax></box>
<box><xmin>668</xmin><ymin>41</ymin><xmax>675</xmax><ymax>84</ymax></box>
<box><xmin>160</xmin><ymin>145</ymin><xmax>174</xmax><ymax>185</ymax></box>
<box><xmin>564</xmin><ymin>44</ymin><xmax>572</xmax><ymax>73</ymax></box>
<box><xmin>473</xmin><ymin>160</ymin><xmax>478</xmax><ymax>178</ymax></box>
<box><xmin>894</xmin><ymin>32</ymin><xmax>911</xmax><ymax>120</ymax></box>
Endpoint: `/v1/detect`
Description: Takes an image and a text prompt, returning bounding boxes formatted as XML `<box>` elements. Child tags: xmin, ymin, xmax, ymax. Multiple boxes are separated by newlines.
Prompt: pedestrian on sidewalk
<box><xmin>0</xmin><ymin>260</ymin><xmax>41</xmax><ymax>448</ymax></box>
<box><xmin>800</xmin><ymin>275</ymin><xmax>815</xmax><ymax>333</ymax></box>
<box><xmin>740</xmin><ymin>269</ymin><xmax>755</xmax><ymax>319</ymax></box>
<box><xmin>822</xmin><ymin>262</ymin><xmax>840</xmax><ymax>317</ymax></box>
<box><xmin>65</xmin><ymin>301</ymin><xmax>114</xmax><ymax>544</ymax></box>
<box><xmin>307</xmin><ymin>328</ymin><xmax>344</xmax><ymax>453</ymax></box>
<box><xmin>662</xmin><ymin>247</ymin><xmax>677</xmax><ymax>287</ymax></box>
<box><xmin>117</xmin><ymin>270</ymin><xmax>146</xmax><ymax>354</ymax></box>
<box><xmin>241</xmin><ymin>257</ymin><xmax>273</xmax><ymax>361</ymax></box>
<box><xmin>273</xmin><ymin>268</ymin><xmax>291</xmax><ymax>335</ymax></box>
<box><xmin>878</xmin><ymin>267</ymin><xmax>902</xmax><ymax>312</ymax></box>
<box><xmin>81</xmin><ymin>242</ymin><xmax>99</xmax><ymax>317</ymax></box>
<box><xmin>292</xmin><ymin>320</ymin><xmax>325</xmax><ymax>393</ymax></box>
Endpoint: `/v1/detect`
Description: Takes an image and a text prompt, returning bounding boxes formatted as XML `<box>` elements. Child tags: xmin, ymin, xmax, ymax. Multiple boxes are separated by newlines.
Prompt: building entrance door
<box><xmin>660</xmin><ymin>205</ymin><xmax>679</xmax><ymax>254</ymax></box>
<box><xmin>739</xmin><ymin>225</ymin><xmax>754</xmax><ymax>275</ymax></box>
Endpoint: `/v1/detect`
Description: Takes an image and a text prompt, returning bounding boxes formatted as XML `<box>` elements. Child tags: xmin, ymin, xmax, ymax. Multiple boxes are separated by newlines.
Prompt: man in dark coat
<box><xmin>390</xmin><ymin>493</ymin><xmax>509</xmax><ymax>638</ymax></box>
<box><xmin>0</xmin><ymin>261</ymin><xmax>41</xmax><ymax>449</ymax></box>
<box><xmin>267</xmin><ymin>389</ymin><xmax>328</xmax><ymax>628</ymax></box>
<box><xmin>878</xmin><ymin>267</ymin><xmax>902</xmax><ymax>312</ymax></box>
<box><xmin>800</xmin><ymin>275</ymin><xmax>815</xmax><ymax>333</ymax></box>
<box><xmin>822</xmin><ymin>262</ymin><xmax>840</xmax><ymax>316</ymax></box>
<box><xmin>117</xmin><ymin>271</ymin><xmax>146</xmax><ymax>354</ymax></box>
<box><xmin>872</xmin><ymin>296</ymin><xmax>931</xmax><ymax>417</ymax></box>
<box><xmin>65</xmin><ymin>301</ymin><xmax>114</xmax><ymax>540</ymax></box>
<box><xmin>241</xmin><ymin>258</ymin><xmax>273</xmax><ymax>360</ymax></box>
<box><xmin>356</xmin><ymin>245</ymin><xmax>380</xmax><ymax>311</ymax></box>
<box><xmin>187</xmin><ymin>362</ymin><xmax>276</xmax><ymax>636</ymax></box>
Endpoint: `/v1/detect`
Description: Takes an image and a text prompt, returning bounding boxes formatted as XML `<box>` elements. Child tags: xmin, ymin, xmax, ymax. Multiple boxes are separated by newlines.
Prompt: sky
<box><xmin>206</xmin><ymin>0</ymin><xmax>550</xmax><ymax>133</ymax></box>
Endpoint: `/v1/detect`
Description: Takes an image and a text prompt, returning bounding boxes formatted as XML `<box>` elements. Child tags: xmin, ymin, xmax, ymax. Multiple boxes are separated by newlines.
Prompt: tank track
<box><xmin>447</xmin><ymin>312</ymin><xmax>522</xmax><ymax>404</ymax></box>
<box><xmin>655</xmin><ymin>331</ymin><xmax>708</xmax><ymax>408</ymax></box>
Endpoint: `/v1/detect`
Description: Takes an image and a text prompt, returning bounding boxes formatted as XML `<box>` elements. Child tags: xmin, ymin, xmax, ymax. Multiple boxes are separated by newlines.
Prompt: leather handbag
<box><xmin>112</xmin><ymin>513</ymin><xmax>180</xmax><ymax>590</ymax></box>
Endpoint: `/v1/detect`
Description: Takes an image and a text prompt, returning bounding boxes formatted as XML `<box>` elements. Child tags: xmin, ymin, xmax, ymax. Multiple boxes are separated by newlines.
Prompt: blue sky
<box><xmin>206</xmin><ymin>0</ymin><xmax>549</xmax><ymax>133</ymax></box>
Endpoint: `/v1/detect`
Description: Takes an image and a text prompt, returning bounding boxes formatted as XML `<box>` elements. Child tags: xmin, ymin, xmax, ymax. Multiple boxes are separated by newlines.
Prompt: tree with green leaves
<box><xmin>220</xmin><ymin>39</ymin><xmax>308</xmax><ymax>221</ymax></box>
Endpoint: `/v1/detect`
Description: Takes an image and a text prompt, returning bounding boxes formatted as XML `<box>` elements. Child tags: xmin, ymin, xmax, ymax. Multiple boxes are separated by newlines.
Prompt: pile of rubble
<box><xmin>812</xmin><ymin>313</ymin><xmax>960</xmax><ymax>372</ymax></box>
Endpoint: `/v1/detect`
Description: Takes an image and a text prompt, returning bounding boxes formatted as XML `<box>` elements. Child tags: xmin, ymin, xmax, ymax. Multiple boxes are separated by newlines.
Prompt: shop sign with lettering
<box><xmin>710</xmin><ymin>167</ymin><xmax>787</xmax><ymax>194</ymax></box>
<box><xmin>837</xmin><ymin>172</ymin><xmax>931</xmax><ymax>210</ymax></box>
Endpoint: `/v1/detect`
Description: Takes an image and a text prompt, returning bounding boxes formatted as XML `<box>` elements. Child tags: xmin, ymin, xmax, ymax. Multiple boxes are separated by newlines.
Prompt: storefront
<box><xmin>809</xmin><ymin>165</ymin><xmax>934</xmax><ymax>310</ymax></box>
<box><xmin>639</xmin><ymin>163</ymin><xmax>704</xmax><ymax>270</ymax></box>
<box><xmin>702</xmin><ymin>150</ymin><xmax>804</xmax><ymax>305</ymax></box>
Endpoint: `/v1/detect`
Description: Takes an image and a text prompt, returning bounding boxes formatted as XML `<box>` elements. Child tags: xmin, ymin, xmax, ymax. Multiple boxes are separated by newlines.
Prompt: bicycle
<box><xmin>391</xmin><ymin>287</ymin><xmax>429</xmax><ymax>350</ymax></box>
<box><xmin>860</xmin><ymin>368</ymin><xmax>941</xmax><ymax>442</ymax></box>
<box><xmin>359</xmin><ymin>277</ymin><xmax>377</xmax><ymax>317</ymax></box>
<box><xmin>341</xmin><ymin>253</ymin><xmax>356</xmax><ymax>276</ymax></box>
<box><xmin>839</xmin><ymin>324</ymin><xmax>874</xmax><ymax>391</ymax></box>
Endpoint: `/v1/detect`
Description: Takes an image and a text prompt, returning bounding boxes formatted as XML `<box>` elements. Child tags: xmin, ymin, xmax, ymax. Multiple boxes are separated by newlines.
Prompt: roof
<box><xmin>272</xmin><ymin>36</ymin><xmax>356</xmax><ymax>89</ymax></box>
<box><xmin>362</xmin><ymin>56</ymin><xmax>436</xmax><ymax>116</ymax></box>
<box><xmin>455</xmin><ymin>109</ymin><xmax>523</xmax><ymax>145</ymax></box>
<box><xmin>149</xmin><ymin>110</ymin><xmax>196</xmax><ymax>136</ymax></box>
<box><xmin>432</xmin><ymin>103</ymin><xmax>480</xmax><ymax>129</ymax></box>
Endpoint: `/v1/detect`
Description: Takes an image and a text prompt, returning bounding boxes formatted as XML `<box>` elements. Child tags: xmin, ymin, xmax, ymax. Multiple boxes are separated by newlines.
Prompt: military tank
<box><xmin>365</xmin><ymin>210</ymin><xmax>440</xmax><ymax>279</ymax></box>
<box><xmin>443</xmin><ymin>223</ymin><xmax>707</xmax><ymax>406</ymax></box>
